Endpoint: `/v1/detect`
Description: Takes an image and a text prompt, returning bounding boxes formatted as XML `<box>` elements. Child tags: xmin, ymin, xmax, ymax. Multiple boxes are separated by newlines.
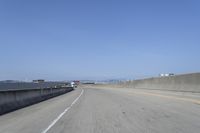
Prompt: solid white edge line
<box><xmin>41</xmin><ymin>88</ymin><xmax>84</xmax><ymax>133</ymax></box>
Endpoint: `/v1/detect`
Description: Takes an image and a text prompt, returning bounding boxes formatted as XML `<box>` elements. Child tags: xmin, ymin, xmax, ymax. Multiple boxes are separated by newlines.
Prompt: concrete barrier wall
<box><xmin>0</xmin><ymin>87</ymin><xmax>73</xmax><ymax>115</ymax></box>
<box><xmin>118</xmin><ymin>73</ymin><xmax>200</xmax><ymax>92</ymax></box>
<box><xmin>0</xmin><ymin>82</ymin><xmax>65</xmax><ymax>91</ymax></box>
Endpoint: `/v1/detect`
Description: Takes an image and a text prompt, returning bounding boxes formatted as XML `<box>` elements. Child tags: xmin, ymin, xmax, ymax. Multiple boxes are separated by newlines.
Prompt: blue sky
<box><xmin>0</xmin><ymin>0</ymin><xmax>200</xmax><ymax>80</ymax></box>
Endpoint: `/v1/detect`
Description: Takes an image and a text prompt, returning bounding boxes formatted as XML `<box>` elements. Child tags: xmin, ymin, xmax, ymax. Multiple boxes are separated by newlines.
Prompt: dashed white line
<box><xmin>41</xmin><ymin>88</ymin><xmax>84</xmax><ymax>133</ymax></box>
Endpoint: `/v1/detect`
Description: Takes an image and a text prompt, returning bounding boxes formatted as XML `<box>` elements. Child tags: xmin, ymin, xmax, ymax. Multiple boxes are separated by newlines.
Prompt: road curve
<box><xmin>0</xmin><ymin>87</ymin><xmax>200</xmax><ymax>133</ymax></box>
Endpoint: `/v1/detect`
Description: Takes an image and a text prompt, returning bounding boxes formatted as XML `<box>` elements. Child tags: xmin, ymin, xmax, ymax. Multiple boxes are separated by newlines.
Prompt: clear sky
<box><xmin>0</xmin><ymin>0</ymin><xmax>200</xmax><ymax>81</ymax></box>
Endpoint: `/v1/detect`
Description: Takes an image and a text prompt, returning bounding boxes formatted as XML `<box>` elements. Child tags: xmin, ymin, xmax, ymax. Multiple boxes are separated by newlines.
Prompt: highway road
<box><xmin>0</xmin><ymin>86</ymin><xmax>200</xmax><ymax>133</ymax></box>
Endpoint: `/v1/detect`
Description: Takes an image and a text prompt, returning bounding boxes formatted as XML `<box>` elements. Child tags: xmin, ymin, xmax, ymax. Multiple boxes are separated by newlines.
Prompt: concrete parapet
<box><xmin>0</xmin><ymin>87</ymin><xmax>73</xmax><ymax>115</ymax></box>
<box><xmin>120</xmin><ymin>73</ymin><xmax>200</xmax><ymax>92</ymax></box>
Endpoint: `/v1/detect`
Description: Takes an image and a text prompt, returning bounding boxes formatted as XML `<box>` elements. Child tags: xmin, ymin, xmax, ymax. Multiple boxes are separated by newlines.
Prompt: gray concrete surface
<box><xmin>0</xmin><ymin>87</ymin><xmax>200</xmax><ymax>133</ymax></box>
<box><xmin>101</xmin><ymin>73</ymin><xmax>200</xmax><ymax>92</ymax></box>
<box><xmin>0</xmin><ymin>82</ymin><xmax>65</xmax><ymax>91</ymax></box>
<box><xmin>0</xmin><ymin>87</ymin><xmax>73</xmax><ymax>115</ymax></box>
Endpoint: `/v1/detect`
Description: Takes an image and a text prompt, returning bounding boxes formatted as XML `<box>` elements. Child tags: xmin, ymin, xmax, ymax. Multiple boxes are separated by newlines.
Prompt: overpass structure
<box><xmin>0</xmin><ymin>73</ymin><xmax>200</xmax><ymax>133</ymax></box>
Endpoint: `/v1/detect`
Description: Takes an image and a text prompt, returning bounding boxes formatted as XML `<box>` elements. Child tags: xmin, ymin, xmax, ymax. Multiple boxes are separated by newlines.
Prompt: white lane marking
<box><xmin>41</xmin><ymin>89</ymin><xmax>84</xmax><ymax>133</ymax></box>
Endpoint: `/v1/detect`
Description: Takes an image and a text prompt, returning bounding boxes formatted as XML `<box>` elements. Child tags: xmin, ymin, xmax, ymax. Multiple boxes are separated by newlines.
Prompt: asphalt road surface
<box><xmin>0</xmin><ymin>86</ymin><xmax>200</xmax><ymax>133</ymax></box>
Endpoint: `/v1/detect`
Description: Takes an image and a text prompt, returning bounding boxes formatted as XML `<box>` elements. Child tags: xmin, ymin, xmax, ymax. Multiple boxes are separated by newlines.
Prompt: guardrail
<box><xmin>0</xmin><ymin>87</ymin><xmax>74</xmax><ymax>115</ymax></box>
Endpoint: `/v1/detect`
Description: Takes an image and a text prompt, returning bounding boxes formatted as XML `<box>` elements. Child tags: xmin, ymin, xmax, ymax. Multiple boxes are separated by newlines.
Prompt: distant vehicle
<box><xmin>61</xmin><ymin>82</ymin><xmax>77</xmax><ymax>88</ymax></box>
<box><xmin>159</xmin><ymin>73</ymin><xmax>175</xmax><ymax>77</ymax></box>
<box><xmin>73</xmin><ymin>81</ymin><xmax>80</xmax><ymax>88</ymax></box>
<box><xmin>33</xmin><ymin>79</ymin><xmax>45</xmax><ymax>83</ymax></box>
<box><xmin>73</xmin><ymin>80</ymin><xmax>80</xmax><ymax>85</ymax></box>
<box><xmin>69</xmin><ymin>81</ymin><xmax>75</xmax><ymax>88</ymax></box>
